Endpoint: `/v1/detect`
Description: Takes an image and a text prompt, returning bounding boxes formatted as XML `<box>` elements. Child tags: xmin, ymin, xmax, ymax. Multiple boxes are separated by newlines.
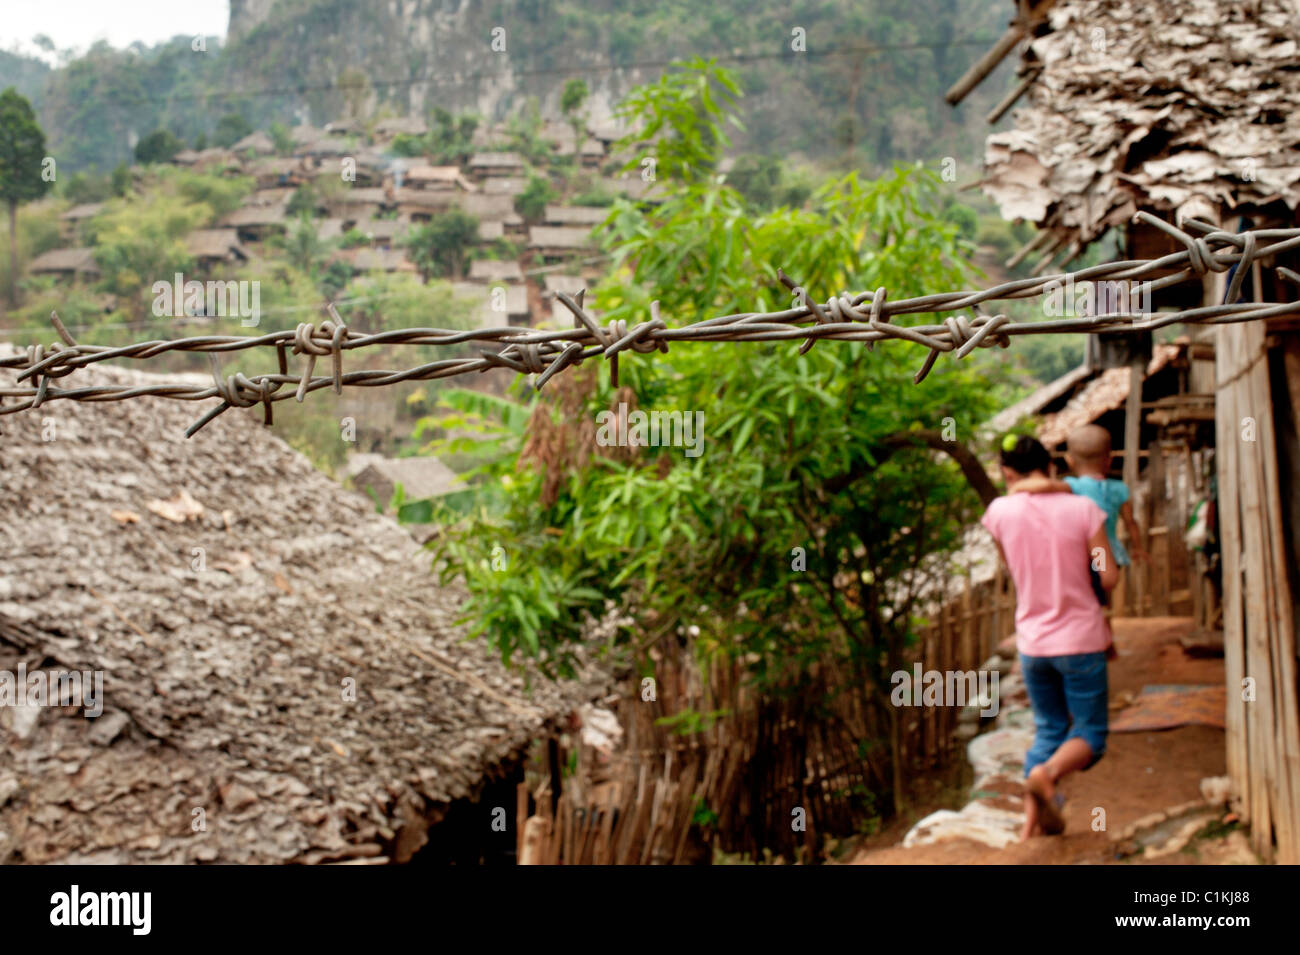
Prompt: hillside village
<box><xmin>27</xmin><ymin>112</ymin><xmax>656</xmax><ymax>332</ymax></box>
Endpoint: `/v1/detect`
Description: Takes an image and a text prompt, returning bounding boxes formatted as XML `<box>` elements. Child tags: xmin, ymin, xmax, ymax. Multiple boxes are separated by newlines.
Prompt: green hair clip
<box><xmin>1001</xmin><ymin>434</ymin><xmax>1019</xmax><ymax>453</ymax></box>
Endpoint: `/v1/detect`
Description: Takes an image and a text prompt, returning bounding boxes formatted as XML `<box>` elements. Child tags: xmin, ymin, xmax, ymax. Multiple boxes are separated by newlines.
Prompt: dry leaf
<box><xmin>110</xmin><ymin>510</ymin><xmax>141</xmax><ymax>524</ymax></box>
<box><xmin>145</xmin><ymin>489</ymin><xmax>205</xmax><ymax>523</ymax></box>
<box><xmin>214</xmin><ymin>551</ymin><xmax>254</xmax><ymax>574</ymax></box>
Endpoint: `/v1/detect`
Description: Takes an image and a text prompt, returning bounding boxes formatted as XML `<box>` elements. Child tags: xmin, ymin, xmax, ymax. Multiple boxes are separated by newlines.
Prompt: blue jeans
<box><xmin>1019</xmin><ymin>651</ymin><xmax>1109</xmax><ymax>776</ymax></box>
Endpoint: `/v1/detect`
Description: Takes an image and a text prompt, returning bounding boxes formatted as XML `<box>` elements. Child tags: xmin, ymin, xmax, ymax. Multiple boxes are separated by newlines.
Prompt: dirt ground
<box><xmin>850</xmin><ymin>617</ymin><xmax>1249</xmax><ymax>865</ymax></box>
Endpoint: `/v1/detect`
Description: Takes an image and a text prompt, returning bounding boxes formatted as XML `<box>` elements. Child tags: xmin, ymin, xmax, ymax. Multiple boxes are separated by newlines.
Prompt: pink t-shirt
<box><xmin>981</xmin><ymin>492</ymin><xmax>1109</xmax><ymax>657</ymax></box>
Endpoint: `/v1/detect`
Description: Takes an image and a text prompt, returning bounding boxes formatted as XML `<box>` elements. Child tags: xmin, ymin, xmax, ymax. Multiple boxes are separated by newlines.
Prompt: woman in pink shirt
<box><xmin>981</xmin><ymin>435</ymin><xmax>1118</xmax><ymax>840</ymax></box>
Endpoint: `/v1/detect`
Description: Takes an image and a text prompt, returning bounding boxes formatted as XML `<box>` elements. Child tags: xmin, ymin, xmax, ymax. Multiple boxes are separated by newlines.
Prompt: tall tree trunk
<box><xmin>7</xmin><ymin>200</ymin><xmax>18</xmax><ymax>309</ymax></box>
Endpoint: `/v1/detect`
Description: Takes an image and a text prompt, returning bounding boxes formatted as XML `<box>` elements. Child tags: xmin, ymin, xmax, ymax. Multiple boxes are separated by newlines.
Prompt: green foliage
<box><xmin>134</xmin><ymin>129</ymin><xmax>182</xmax><ymax>165</ymax></box>
<box><xmin>213</xmin><ymin>112</ymin><xmax>253</xmax><ymax>148</ymax></box>
<box><xmin>0</xmin><ymin>201</ymin><xmax>63</xmax><ymax>304</ymax></box>
<box><xmin>287</xmin><ymin>183</ymin><xmax>322</xmax><ymax>217</ymax></box>
<box><xmin>404</xmin><ymin>209</ymin><xmax>479</xmax><ymax>279</ymax></box>
<box><xmin>515</xmin><ymin>173</ymin><xmax>556</xmax><ymax>223</ymax></box>
<box><xmin>941</xmin><ymin>200</ymin><xmax>978</xmax><ymax>243</ymax></box>
<box><xmin>561</xmin><ymin>78</ymin><xmax>590</xmax><ymax>118</ymax></box>
<box><xmin>571</xmin><ymin>187</ymin><xmax>617</xmax><ymax>208</ymax></box>
<box><xmin>86</xmin><ymin>190</ymin><xmax>206</xmax><ymax>310</ymax></box>
<box><xmin>0</xmin><ymin>89</ymin><xmax>51</xmax><ymax>205</ymax></box>
<box><xmin>268</xmin><ymin>121</ymin><xmax>294</xmax><ymax>156</ymax></box>
<box><xmin>428</xmin><ymin>63</ymin><xmax>1000</xmax><ymax>695</ymax></box>
<box><xmin>61</xmin><ymin>171</ymin><xmax>114</xmax><ymax>204</ymax></box>
<box><xmin>0</xmin><ymin>86</ymin><xmax>50</xmax><ymax>303</ymax></box>
<box><xmin>561</xmin><ymin>77</ymin><xmax>590</xmax><ymax>144</ymax></box>
<box><xmin>340</xmin><ymin>227</ymin><xmax>369</xmax><ymax>249</ymax></box>
<box><xmin>161</xmin><ymin>166</ymin><xmax>251</xmax><ymax>220</ymax></box>
<box><xmin>76</xmin><ymin>166</ymin><xmax>250</xmax><ymax>311</ymax></box>
<box><xmin>389</xmin><ymin>133</ymin><xmax>426</xmax><ymax>158</ymax></box>
<box><xmin>614</xmin><ymin>57</ymin><xmax>741</xmax><ymax>186</ymax></box>
<box><xmin>110</xmin><ymin>163</ymin><xmax>132</xmax><ymax>198</ymax></box>
<box><xmin>725</xmin><ymin>154</ymin><xmax>814</xmax><ymax>212</ymax></box>
<box><xmin>272</xmin><ymin>214</ymin><xmax>328</xmax><ymax>276</ymax></box>
<box><xmin>1013</xmin><ymin>332</ymin><xmax>1084</xmax><ymax>384</ymax></box>
<box><xmin>506</xmin><ymin>98</ymin><xmax>551</xmax><ymax>165</ymax></box>
<box><xmin>393</xmin><ymin>109</ymin><xmax>481</xmax><ymax>164</ymax></box>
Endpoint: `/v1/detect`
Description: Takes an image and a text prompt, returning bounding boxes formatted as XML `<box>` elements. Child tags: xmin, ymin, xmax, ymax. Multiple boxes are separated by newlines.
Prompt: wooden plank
<box><xmin>1216</xmin><ymin>317</ymin><xmax>1249</xmax><ymax>823</ymax></box>
<box><xmin>1272</xmin><ymin>335</ymin><xmax>1300</xmax><ymax>863</ymax></box>
<box><xmin>1125</xmin><ymin>356</ymin><xmax>1145</xmax><ymax>614</ymax></box>
<box><xmin>1247</xmin><ymin>324</ymin><xmax>1300</xmax><ymax>862</ymax></box>
<box><xmin>519</xmin><ymin>815</ymin><xmax>549</xmax><ymax>865</ymax></box>
<box><xmin>515</xmin><ymin>781</ymin><xmax>530</xmax><ymax>862</ymax></box>
<box><xmin>945</xmin><ymin>25</ymin><xmax>1024</xmax><ymax>105</ymax></box>
<box><xmin>1151</xmin><ymin>445</ymin><xmax>1169</xmax><ymax>615</ymax></box>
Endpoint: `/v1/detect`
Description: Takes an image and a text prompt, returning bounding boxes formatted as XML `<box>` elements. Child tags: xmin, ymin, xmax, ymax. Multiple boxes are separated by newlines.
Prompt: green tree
<box><xmin>110</xmin><ymin>162</ymin><xmax>133</xmax><ymax>197</ymax></box>
<box><xmin>62</xmin><ymin>171</ymin><xmax>113</xmax><ymax>204</ymax></box>
<box><xmin>404</xmin><ymin>209</ymin><xmax>479</xmax><ymax>279</ymax></box>
<box><xmin>614</xmin><ymin>57</ymin><xmax>741</xmax><ymax>187</ymax></box>
<box><xmin>85</xmin><ymin>186</ymin><xmax>210</xmax><ymax>314</ymax></box>
<box><xmin>0</xmin><ymin>87</ymin><xmax>51</xmax><ymax>306</ymax></box>
<box><xmin>134</xmin><ymin>128</ymin><xmax>182</xmax><ymax>165</ymax></box>
<box><xmin>274</xmin><ymin>214</ymin><xmax>327</xmax><ymax>277</ymax></box>
<box><xmin>268</xmin><ymin>121</ymin><xmax>293</xmax><ymax>156</ymax></box>
<box><xmin>426</xmin><ymin>63</ymin><xmax>1005</xmax><ymax>816</ymax></box>
<box><xmin>561</xmin><ymin>77</ymin><xmax>589</xmax><ymax>145</ymax></box>
<box><xmin>515</xmin><ymin>173</ymin><xmax>556</xmax><ymax>223</ymax></box>
<box><xmin>213</xmin><ymin>112</ymin><xmax>252</xmax><ymax>149</ymax></box>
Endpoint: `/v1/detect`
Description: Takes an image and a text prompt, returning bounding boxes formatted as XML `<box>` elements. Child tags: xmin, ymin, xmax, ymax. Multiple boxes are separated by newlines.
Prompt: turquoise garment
<box><xmin>1065</xmin><ymin>475</ymin><xmax>1131</xmax><ymax>566</ymax></box>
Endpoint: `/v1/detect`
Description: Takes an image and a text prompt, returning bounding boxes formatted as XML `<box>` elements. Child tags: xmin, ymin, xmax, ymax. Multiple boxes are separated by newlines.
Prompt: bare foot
<box><xmin>1026</xmin><ymin>765</ymin><xmax>1065</xmax><ymax>835</ymax></box>
<box><xmin>1020</xmin><ymin>791</ymin><xmax>1040</xmax><ymax>841</ymax></box>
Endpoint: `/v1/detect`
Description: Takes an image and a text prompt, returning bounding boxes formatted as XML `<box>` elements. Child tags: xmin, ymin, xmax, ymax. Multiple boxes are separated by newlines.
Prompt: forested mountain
<box><xmin>4</xmin><ymin>0</ymin><xmax>1016</xmax><ymax>175</ymax></box>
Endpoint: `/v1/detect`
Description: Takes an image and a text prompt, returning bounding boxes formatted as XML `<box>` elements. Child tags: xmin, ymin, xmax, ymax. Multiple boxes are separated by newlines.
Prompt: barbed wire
<box><xmin>2</xmin><ymin>213</ymin><xmax>1297</xmax><ymax>439</ymax></box>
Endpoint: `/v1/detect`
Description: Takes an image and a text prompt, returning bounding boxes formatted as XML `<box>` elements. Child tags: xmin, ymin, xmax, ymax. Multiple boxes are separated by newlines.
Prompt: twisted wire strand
<box><xmin>2</xmin><ymin>213</ymin><xmax>1297</xmax><ymax>438</ymax></box>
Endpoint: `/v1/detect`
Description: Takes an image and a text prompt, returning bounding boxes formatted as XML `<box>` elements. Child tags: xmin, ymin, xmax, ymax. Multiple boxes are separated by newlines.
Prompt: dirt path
<box><xmin>852</xmin><ymin>617</ymin><xmax>1237</xmax><ymax>865</ymax></box>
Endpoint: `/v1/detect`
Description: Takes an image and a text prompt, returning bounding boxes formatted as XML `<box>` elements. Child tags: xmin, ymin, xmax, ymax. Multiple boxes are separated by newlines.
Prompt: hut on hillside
<box><xmin>185</xmin><ymin>229</ymin><xmax>252</xmax><ymax>270</ymax></box>
<box><xmin>27</xmin><ymin>248</ymin><xmax>100</xmax><ymax>282</ymax></box>
<box><xmin>59</xmin><ymin>203</ymin><xmax>103</xmax><ymax>241</ymax></box>
<box><xmin>528</xmin><ymin>226</ymin><xmax>591</xmax><ymax>263</ymax></box>
<box><xmin>0</xmin><ymin>355</ymin><xmax>606</xmax><ymax>864</ymax></box>
<box><xmin>231</xmin><ymin>131</ymin><xmax>276</xmax><ymax>156</ymax></box>
<box><xmin>483</xmin><ymin>177</ymin><xmax>527</xmax><ymax>197</ymax></box>
<box><xmin>452</xmin><ymin>282</ymin><xmax>530</xmax><ymax>328</ymax></box>
<box><xmin>543</xmin><ymin>206</ymin><xmax>606</xmax><ymax>228</ymax></box>
<box><xmin>467</xmin><ymin>259</ymin><xmax>524</xmax><ymax>284</ymax></box>
<box><xmin>218</xmin><ymin>205</ymin><xmax>289</xmax><ymax>244</ymax></box>
<box><xmin>247</xmin><ymin>157</ymin><xmax>307</xmax><ymax>190</ymax></box>
<box><xmin>467</xmin><ymin>152</ymin><xmax>526</xmax><ymax>181</ymax></box>
<box><xmin>373</xmin><ymin>117</ymin><xmax>428</xmax><ymax>141</ymax></box>
<box><xmin>950</xmin><ymin>0</ymin><xmax>1300</xmax><ymax>863</ymax></box>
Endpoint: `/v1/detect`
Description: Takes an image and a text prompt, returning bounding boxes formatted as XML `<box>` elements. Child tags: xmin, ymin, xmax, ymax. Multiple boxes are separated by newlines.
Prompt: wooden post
<box><xmin>1124</xmin><ymin>354</ymin><xmax>1144</xmax><ymax>615</ymax></box>
<box><xmin>1150</xmin><ymin>442</ymin><xmax>1169</xmax><ymax>615</ymax></box>
<box><xmin>519</xmin><ymin>815</ymin><xmax>549</xmax><ymax>865</ymax></box>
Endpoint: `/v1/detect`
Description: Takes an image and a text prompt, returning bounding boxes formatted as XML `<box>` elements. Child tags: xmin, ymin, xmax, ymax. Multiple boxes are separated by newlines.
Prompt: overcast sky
<box><xmin>5</xmin><ymin>0</ymin><xmax>229</xmax><ymax>63</ymax></box>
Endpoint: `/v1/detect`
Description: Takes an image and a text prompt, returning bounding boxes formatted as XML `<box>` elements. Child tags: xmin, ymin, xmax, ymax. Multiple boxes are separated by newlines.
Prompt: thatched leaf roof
<box><xmin>0</xmin><ymin>356</ymin><xmax>605</xmax><ymax>864</ymax></box>
<box><xmin>978</xmin><ymin>0</ymin><xmax>1300</xmax><ymax>252</ymax></box>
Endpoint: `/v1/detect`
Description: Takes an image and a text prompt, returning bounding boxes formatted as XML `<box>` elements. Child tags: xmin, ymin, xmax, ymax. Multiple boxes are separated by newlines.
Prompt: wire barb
<box><xmin>3</xmin><ymin>214</ymin><xmax>1299</xmax><ymax>437</ymax></box>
